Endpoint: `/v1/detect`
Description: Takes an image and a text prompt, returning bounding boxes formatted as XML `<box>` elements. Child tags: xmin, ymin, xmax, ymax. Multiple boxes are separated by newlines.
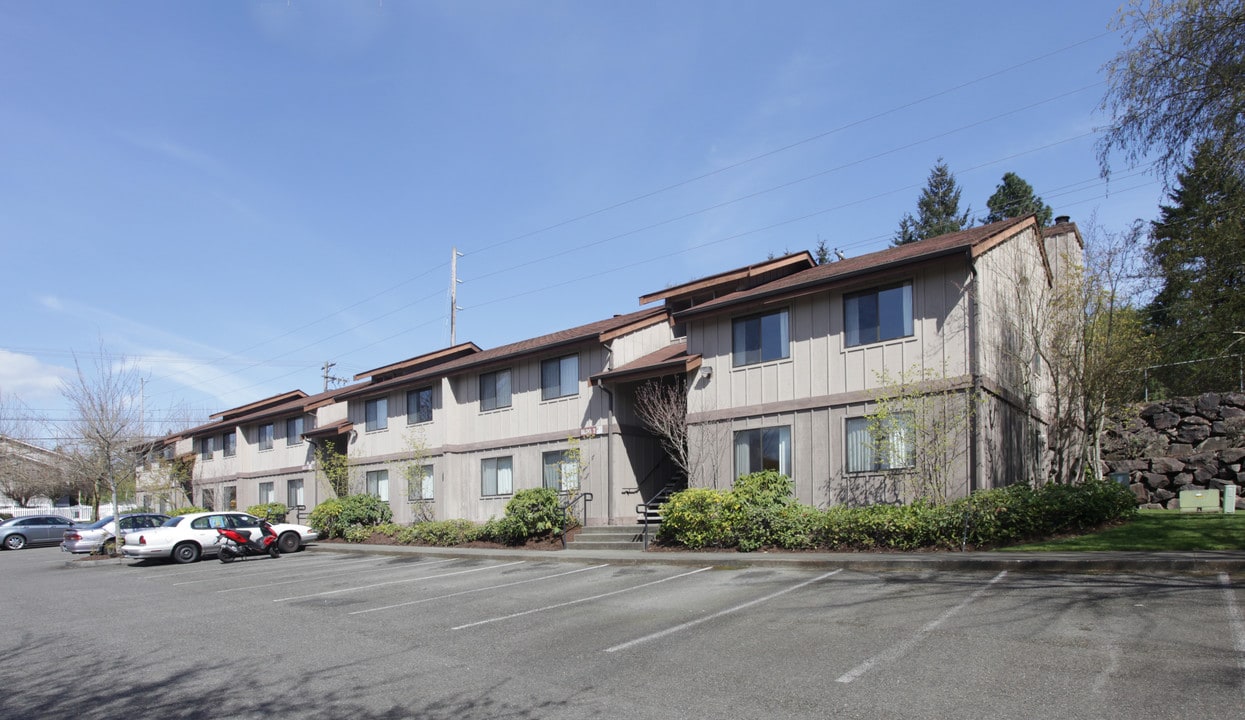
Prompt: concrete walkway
<box><xmin>309</xmin><ymin>541</ymin><xmax>1245</xmax><ymax>575</ymax></box>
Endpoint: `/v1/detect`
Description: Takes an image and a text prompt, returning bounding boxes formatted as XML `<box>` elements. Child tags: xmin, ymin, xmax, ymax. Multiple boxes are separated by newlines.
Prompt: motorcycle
<box><xmin>215</xmin><ymin>520</ymin><xmax>280</xmax><ymax>562</ymax></box>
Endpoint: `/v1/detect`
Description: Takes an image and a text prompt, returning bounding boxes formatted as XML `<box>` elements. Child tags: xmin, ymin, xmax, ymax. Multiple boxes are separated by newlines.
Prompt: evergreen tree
<box><xmin>813</xmin><ymin>237</ymin><xmax>831</xmax><ymax>264</ymax></box>
<box><xmin>1145</xmin><ymin>140</ymin><xmax>1245</xmax><ymax>395</ymax></box>
<box><xmin>893</xmin><ymin>158</ymin><xmax>971</xmax><ymax>246</ymax></box>
<box><xmin>984</xmin><ymin>172</ymin><xmax>1053</xmax><ymax>226</ymax></box>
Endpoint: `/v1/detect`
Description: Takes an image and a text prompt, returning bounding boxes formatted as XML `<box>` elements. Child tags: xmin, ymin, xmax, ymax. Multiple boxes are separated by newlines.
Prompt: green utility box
<box><xmin>1178</xmin><ymin>488</ymin><xmax>1221</xmax><ymax>513</ymax></box>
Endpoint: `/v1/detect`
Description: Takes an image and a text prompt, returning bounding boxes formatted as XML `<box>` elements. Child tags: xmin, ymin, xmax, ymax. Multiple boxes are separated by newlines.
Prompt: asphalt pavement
<box><xmin>310</xmin><ymin>540</ymin><xmax>1245</xmax><ymax>574</ymax></box>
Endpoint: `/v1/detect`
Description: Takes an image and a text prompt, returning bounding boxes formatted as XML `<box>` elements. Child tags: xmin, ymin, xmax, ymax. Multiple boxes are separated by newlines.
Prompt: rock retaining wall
<box><xmin>1101</xmin><ymin>392</ymin><xmax>1245</xmax><ymax>510</ymax></box>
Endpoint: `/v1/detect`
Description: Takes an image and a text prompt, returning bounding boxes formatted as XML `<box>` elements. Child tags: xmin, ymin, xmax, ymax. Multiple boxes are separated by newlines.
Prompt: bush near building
<box><xmin>658</xmin><ymin>472</ymin><xmax>1137</xmax><ymax>552</ymax></box>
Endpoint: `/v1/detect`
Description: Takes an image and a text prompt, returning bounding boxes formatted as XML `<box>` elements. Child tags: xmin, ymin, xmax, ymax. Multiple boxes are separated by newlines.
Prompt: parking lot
<box><xmin>2</xmin><ymin>545</ymin><xmax>1243</xmax><ymax>719</ymax></box>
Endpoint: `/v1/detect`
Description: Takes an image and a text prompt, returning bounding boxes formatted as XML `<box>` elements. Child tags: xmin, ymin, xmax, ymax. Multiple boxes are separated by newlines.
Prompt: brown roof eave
<box><xmin>673</xmin><ymin>245</ymin><xmax>974</xmax><ymax>323</ymax></box>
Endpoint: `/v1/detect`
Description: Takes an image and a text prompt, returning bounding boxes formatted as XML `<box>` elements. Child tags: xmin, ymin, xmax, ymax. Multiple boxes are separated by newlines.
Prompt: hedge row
<box><xmin>657</xmin><ymin>471</ymin><xmax>1138</xmax><ymax>552</ymax></box>
<box><xmin>308</xmin><ymin>487</ymin><xmax>571</xmax><ymax>546</ymax></box>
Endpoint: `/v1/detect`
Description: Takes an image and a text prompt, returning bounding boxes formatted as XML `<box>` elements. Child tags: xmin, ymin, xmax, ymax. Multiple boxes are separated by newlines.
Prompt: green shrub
<box><xmin>170</xmin><ymin>506</ymin><xmax>208</xmax><ymax>516</ymax></box>
<box><xmin>246</xmin><ymin>503</ymin><xmax>288</xmax><ymax>522</ymax></box>
<box><xmin>308</xmin><ymin>498</ymin><xmax>346</xmax><ymax>538</ymax></box>
<box><xmin>411</xmin><ymin>519</ymin><xmax>482</xmax><ymax>546</ymax></box>
<box><xmin>657</xmin><ymin>488</ymin><xmax>743</xmax><ymax>549</ymax></box>
<box><xmin>501</xmin><ymin>488</ymin><xmax>563</xmax><ymax>539</ymax></box>
<box><xmin>342</xmin><ymin>524</ymin><xmax>373</xmax><ymax>543</ymax></box>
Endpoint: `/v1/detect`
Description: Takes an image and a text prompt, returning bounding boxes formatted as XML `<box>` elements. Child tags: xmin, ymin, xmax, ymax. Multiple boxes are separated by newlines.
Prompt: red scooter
<box><xmin>215</xmin><ymin>520</ymin><xmax>280</xmax><ymax>562</ymax></box>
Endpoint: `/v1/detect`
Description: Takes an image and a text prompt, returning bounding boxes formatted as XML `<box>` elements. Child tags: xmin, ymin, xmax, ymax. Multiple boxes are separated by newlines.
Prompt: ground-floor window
<box><xmin>733</xmin><ymin>426</ymin><xmax>792</xmax><ymax>478</ymax></box>
<box><xmin>542</xmin><ymin>450</ymin><xmax>579</xmax><ymax>493</ymax></box>
<box><xmin>481</xmin><ymin>456</ymin><xmax>513</xmax><ymax>496</ymax></box>
<box><xmin>257</xmin><ymin>482</ymin><xmax>274</xmax><ymax>504</ymax></box>
<box><xmin>365</xmin><ymin>469</ymin><xmax>390</xmax><ymax>501</ymax></box>
<box><xmin>287</xmin><ymin>478</ymin><xmax>304</xmax><ymax>508</ymax></box>
<box><xmin>408</xmin><ymin>464</ymin><xmax>434</xmax><ymax>501</ymax></box>
<box><xmin>845</xmin><ymin>413</ymin><xmax>914</xmax><ymax>472</ymax></box>
<box><xmin>201</xmin><ymin>488</ymin><xmax>215</xmax><ymax>511</ymax></box>
<box><xmin>223</xmin><ymin>485</ymin><xmax>237</xmax><ymax>510</ymax></box>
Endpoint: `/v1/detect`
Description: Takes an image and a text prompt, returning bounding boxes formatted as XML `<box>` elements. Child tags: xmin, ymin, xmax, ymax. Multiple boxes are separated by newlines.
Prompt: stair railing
<box><xmin>636</xmin><ymin>483</ymin><xmax>679</xmax><ymax>550</ymax></box>
<box><xmin>559</xmin><ymin>492</ymin><xmax>593</xmax><ymax>549</ymax></box>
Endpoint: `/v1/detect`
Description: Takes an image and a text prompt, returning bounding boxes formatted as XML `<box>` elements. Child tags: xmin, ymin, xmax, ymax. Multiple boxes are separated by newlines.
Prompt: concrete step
<box><xmin>565</xmin><ymin>525</ymin><xmax>657</xmax><ymax>551</ymax></box>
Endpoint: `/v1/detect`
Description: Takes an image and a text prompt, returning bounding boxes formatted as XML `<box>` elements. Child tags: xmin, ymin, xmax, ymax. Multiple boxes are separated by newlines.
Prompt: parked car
<box><xmin>1</xmin><ymin>515</ymin><xmax>77</xmax><ymax>550</ymax></box>
<box><xmin>121</xmin><ymin>511</ymin><xmax>318</xmax><ymax>564</ymax></box>
<box><xmin>60</xmin><ymin>513</ymin><xmax>170</xmax><ymax>554</ymax></box>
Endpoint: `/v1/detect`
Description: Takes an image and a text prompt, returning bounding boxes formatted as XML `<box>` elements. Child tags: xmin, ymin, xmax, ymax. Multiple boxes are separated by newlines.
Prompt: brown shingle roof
<box><xmin>353</xmin><ymin>342</ymin><xmax>483</xmax><ymax>381</ymax></box>
<box><xmin>337</xmin><ymin>307</ymin><xmax>669</xmax><ymax>400</ymax></box>
<box><xmin>638</xmin><ymin>251</ymin><xmax>816</xmax><ymax>306</ymax></box>
<box><xmin>675</xmin><ymin>216</ymin><xmax>1036</xmax><ymax>321</ymax></box>
<box><xmin>185</xmin><ymin>383</ymin><xmax>365</xmax><ymax>438</ymax></box>
<box><xmin>590</xmin><ymin>342</ymin><xmax>701</xmax><ymax>385</ymax></box>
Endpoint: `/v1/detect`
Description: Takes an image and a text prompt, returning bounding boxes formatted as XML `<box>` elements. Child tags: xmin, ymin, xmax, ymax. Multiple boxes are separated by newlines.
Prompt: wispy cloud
<box><xmin>119</xmin><ymin>133</ymin><xmax>223</xmax><ymax>176</ymax></box>
<box><xmin>0</xmin><ymin>349</ymin><xmax>71</xmax><ymax>402</ymax></box>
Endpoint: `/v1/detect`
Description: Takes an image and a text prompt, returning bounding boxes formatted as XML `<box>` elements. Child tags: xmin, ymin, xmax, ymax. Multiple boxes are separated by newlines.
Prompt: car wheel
<box><xmin>172</xmin><ymin>542</ymin><xmax>200</xmax><ymax>564</ymax></box>
<box><xmin>101</xmin><ymin>538</ymin><xmax>116</xmax><ymax>556</ymax></box>
<box><xmin>3</xmin><ymin>534</ymin><xmax>26</xmax><ymax>550</ymax></box>
<box><xmin>277</xmin><ymin>532</ymin><xmax>301</xmax><ymax>554</ymax></box>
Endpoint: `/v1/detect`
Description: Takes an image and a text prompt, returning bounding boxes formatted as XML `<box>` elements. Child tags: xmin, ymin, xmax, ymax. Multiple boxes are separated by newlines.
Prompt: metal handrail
<box><xmin>559</xmin><ymin>492</ymin><xmax>593</xmax><ymax>549</ymax></box>
<box><xmin>636</xmin><ymin>485</ymin><xmax>677</xmax><ymax>550</ymax></box>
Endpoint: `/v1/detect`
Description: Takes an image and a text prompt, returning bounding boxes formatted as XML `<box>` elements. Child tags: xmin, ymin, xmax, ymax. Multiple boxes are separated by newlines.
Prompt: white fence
<box><xmin>1</xmin><ymin>505</ymin><xmax>98</xmax><ymax>522</ymax></box>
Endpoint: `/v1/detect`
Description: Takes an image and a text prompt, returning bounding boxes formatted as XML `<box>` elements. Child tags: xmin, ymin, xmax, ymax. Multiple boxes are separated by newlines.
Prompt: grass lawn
<box><xmin>1002</xmin><ymin>509</ymin><xmax>1245</xmax><ymax>552</ymax></box>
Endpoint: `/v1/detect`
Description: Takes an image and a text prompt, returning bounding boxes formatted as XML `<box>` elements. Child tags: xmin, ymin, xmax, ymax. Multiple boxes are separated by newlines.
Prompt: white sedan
<box><xmin>120</xmin><ymin>511</ymin><xmax>318</xmax><ymax>564</ymax></box>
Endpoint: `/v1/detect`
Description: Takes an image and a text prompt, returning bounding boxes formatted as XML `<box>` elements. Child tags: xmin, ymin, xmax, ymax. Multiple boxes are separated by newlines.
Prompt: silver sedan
<box><xmin>61</xmin><ymin>513</ymin><xmax>170</xmax><ymax>554</ymax></box>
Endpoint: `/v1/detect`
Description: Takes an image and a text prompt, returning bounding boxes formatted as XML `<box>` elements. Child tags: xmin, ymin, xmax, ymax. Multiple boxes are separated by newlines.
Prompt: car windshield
<box><xmin>86</xmin><ymin>517</ymin><xmax>114</xmax><ymax>530</ymax></box>
<box><xmin>160</xmin><ymin>516</ymin><xmax>186</xmax><ymax>528</ymax></box>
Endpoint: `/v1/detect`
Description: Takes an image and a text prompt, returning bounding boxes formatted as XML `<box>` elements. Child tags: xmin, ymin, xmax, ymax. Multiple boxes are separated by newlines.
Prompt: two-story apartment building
<box><xmin>137</xmin><ymin>214</ymin><xmax>1081</xmax><ymax>526</ymax></box>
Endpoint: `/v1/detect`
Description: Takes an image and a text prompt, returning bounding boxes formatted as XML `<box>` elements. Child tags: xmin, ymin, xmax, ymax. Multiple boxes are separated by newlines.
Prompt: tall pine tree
<box><xmin>1145</xmin><ymin>140</ymin><xmax>1245</xmax><ymax>395</ymax></box>
<box><xmin>984</xmin><ymin>172</ymin><xmax>1053</xmax><ymax>226</ymax></box>
<box><xmin>893</xmin><ymin>158</ymin><xmax>971</xmax><ymax>246</ymax></box>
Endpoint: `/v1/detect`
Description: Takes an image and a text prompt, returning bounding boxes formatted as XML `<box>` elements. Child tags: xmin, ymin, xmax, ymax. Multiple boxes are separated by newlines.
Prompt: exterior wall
<box><xmin>684</xmin><ymin>256</ymin><xmax>977</xmax><ymax>505</ymax></box>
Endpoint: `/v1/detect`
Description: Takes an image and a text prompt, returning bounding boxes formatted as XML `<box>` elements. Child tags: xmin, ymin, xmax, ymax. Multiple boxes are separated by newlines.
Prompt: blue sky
<box><xmin>1</xmin><ymin>1</ymin><xmax>1164</xmax><ymax>443</ymax></box>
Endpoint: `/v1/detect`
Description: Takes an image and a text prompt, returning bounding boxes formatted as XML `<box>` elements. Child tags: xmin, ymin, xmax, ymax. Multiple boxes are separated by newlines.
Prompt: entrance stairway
<box><xmin>564</xmin><ymin>525</ymin><xmax>647</xmax><ymax>551</ymax></box>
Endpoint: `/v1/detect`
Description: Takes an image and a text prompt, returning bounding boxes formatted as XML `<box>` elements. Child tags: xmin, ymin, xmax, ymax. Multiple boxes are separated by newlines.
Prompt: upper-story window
<box><xmin>286</xmin><ymin>416</ymin><xmax>304</xmax><ymax>445</ymax></box>
<box><xmin>258</xmin><ymin>423</ymin><xmax>274</xmax><ymax>451</ymax></box>
<box><xmin>541</xmin><ymin>354</ymin><xmax>579</xmax><ymax>400</ymax></box>
<box><xmin>480</xmin><ymin>369</ymin><xmax>512</xmax><ymax>411</ymax></box>
<box><xmin>199</xmin><ymin>436</ymin><xmax>213</xmax><ymax>461</ymax></box>
<box><xmin>222</xmin><ymin>431</ymin><xmax>237</xmax><ymax>457</ymax></box>
<box><xmin>365</xmin><ymin>397</ymin><xmax>388</xmax><ymax>432</ymax></box>
<box><xmin>845</xmin><ymin>281</ymin><xmax>913</xmax><ymax>347</ymax></box>
<box><xmin>407</xmin><ymin>387</ymin><xmax>433</xmax><ymax>424</ymax></box>
<box><xmin>732</xmin><ymin>308</ymin><xmax>790</xmax><ymax>367</ymax></box>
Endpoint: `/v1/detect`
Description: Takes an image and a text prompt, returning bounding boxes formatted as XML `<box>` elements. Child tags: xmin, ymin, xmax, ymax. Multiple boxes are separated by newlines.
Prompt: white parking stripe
<box><xmin>836</xmin><ymin>570</ymin><xmax>1008</xmax><ymax>684</ymax></box>
<box><xmin>452</xmin><ymin>566</ymin><xmax>713</xmax><ymax>631</ymax></box>
<box><xmin>606</xmin><ymin>569</ymin><xmax>842</xmax><ymax>653</ymax></box>
<box><xmin>1219</xmin><ymin>573</ymin><xmax>1245</xmax><ymax>698</ymax></box>
<box><xmin>350</xmin><ymin>563</ymin><xmax>610</xmax><ymax>615</ymax></box>
<box><xmin>173</xmin><ymin>556</ymin><xmax>389</xmax><ymax>586</ymax></box>
<box><xmin>213</xmin><ymin>557</ymin><xmax>445</xmax><ymax>592</ymax></box>
<box><xmin>273</xmin><ymin>561</ymin><xmax>526</xmax><ymax>602</ymax></box>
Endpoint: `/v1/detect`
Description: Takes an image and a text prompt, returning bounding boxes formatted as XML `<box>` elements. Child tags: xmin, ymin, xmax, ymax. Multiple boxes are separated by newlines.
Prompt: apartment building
<box><xmin>137</xmin><ymin>215</ymin><xmax>1080</xmax><ymax>525</ymax></box>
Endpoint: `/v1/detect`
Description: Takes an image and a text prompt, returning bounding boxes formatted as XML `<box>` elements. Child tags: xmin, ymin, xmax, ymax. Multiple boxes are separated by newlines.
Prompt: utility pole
<box><xmin>321</xmin><ymin>361</ymin><xmax>348</xmax><ymax>392</ymax></box>
<box><xmin>450</xmin><ymin>247</ymin><xmax>464</xmax><ymax>345</ymax></box>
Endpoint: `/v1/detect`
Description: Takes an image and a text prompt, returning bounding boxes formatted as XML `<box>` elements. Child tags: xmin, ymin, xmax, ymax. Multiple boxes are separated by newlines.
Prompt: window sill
<box><xmin>843</xmin><ymin>335</ymin><xmax>916</xmax><ymax>353</ymax></box>
<box><xmin>478</xmin><ymin>406</ymin><xmax>512</xmax><ymax>415</ymax></box>
<box><xmin>406</xmin><ymin>419</ymin><xmax>433</xmax><ymax>427</ymax></box>
<box><xmin>539</xmin><ymin>394</ymin><xmax>578</xmax><ymax>405</ymax></box>
<box><xmin>731</xmin><ymin>357</ymin><xmax>792</xmax><ymax>372</ymax></box>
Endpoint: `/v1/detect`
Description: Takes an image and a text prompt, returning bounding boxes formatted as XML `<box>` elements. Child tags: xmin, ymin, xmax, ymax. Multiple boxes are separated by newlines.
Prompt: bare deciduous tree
<box><xmin>60</xmin><ymin>346</ymin><xmax>143</xmax><ymax>532</ymax></box>
<box><xmin>634</xmin><ymin>378</ymin><xmax>691</xmax><ymax>480</ymax></box>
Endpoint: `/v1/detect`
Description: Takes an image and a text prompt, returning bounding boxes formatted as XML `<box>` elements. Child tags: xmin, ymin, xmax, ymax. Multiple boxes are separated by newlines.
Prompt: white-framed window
<box><xmin>845</xmin><ymin>413</ymin><xmax>914</xmax><ymax>472</ymax></box>
<box><xmin>481</xmin><ymin>456</ymin><xmax>513</xmax><ymax>496</ymax></box>
<box><xmin>540</xmin><ymin>354</ymin><xmax>579</xmax><ymax>400</ymax></box>
<box><xmin>222</xmin><ymin>431</ymin><xmax>236</xmax><ymax>457</ymax></box>
<box><xmin>408</xmin><ymin>464</ymin><xmax>434</xmax><ymax>501</ymax></box>
<box><xmin>365</xmin><ymin>469</ymin><xmax>389</xmax><ymax>501</ymax></box>
<box><xmin>199</xmin><ymin>436</ymin><xmax>213</xmax><ymax>460</ymax></box>
<box><xmin>223</xmin><ymin>485</ymin><xmax>237</xmax><ymax>510</ymax></box>
<box><xmin>844</xmin><ymin>281</ymin><xmax>913</xmax><ymax>347</ymax></box>
<box><xmin>258</xmin><ymin>423</ymin><xmax>274</xmax><ymax>451</ymax></box>
<box><xmin>286</xmin><ymin>416</ymin><xmax>304</xmax><ymax>445</ymax></box>
<box><xmin>542</xmin><ymin>450</ymin><xmax>579</xmax><ymax>492</ymax></box>
<box><xmin>733</xmin><ymin>426</ymin><xmax>792</xmax><ymax>478</ymax></box>
<box><xmin>407</xmin><ymin>387</ymin><xmax>433</xmax><ymax>424</ymax></box>
<box><xmin>201</xmin><ymin>488</ymin><xmax>215</xmax><ymax>511</ymax></box>
<box><xmin>258</xmin><ymin>482</ymin><xmax>274</xmax><ymax>504</ymax></box>
<box><xmin>365</xmin><ymin>397</ymin><xmax>388</xmax><ymax>432</ymax></box>
<box><xmin>480</xmin><ymin>369</ymin><xmax>512</xmax><ymax>411</ymax></box>
<box><xmin>287</xmin><ymin>478</ymin><xmax>304</xmax><ymax>508</ymax></box>
<box><xmin>732</xmin><ymin>308</ymin><xmax>790</xmax><ymax>366</ymax></box>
